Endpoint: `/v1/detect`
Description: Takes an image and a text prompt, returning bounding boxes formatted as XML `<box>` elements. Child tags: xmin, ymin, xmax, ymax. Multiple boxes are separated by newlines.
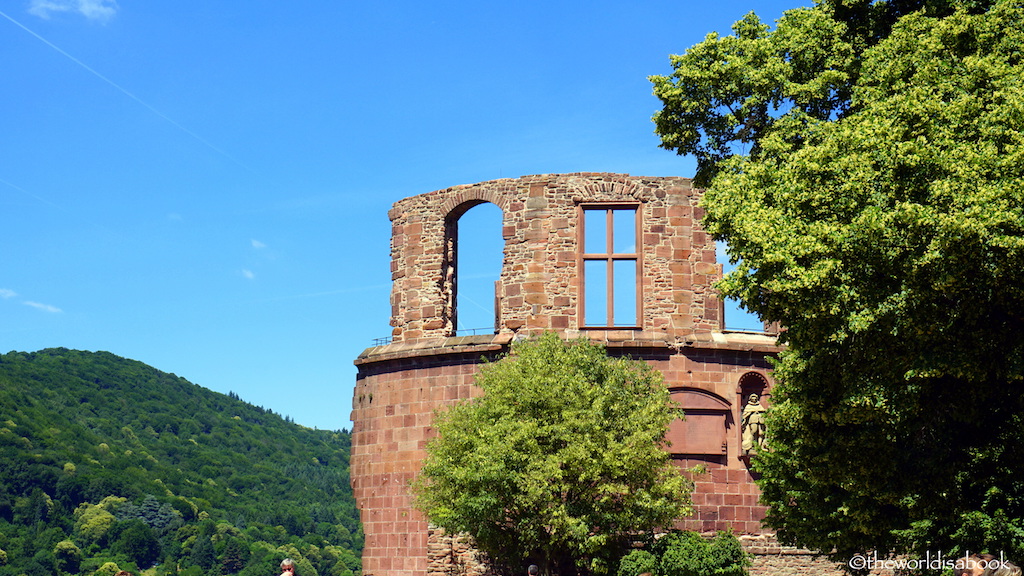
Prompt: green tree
<box><xmin>189</xmin><ymin>534</ymin><xmax>216</xmax><ymax>570</ymax></box>
<box><xmin>113</xmin><ymin>519</ymin><xmax>161</xmax><ymax>567</ymax></box>
<box><xmin>74</xmin><ymin>497</ymin><xmax>126</xmax><ymax>544</ymax></box>
<box><xmin>24</xmin><ymin>549</ymin><xmax>56</xmax><ymax>576</ymax></box>
<box><xmin>414</xmin><ymin>333</ymin><xmax>692</xmax><ymax>576</ymax></box>
<box><xmin>650</xmin><ymin>0</ymin><xmax>994</xmax><ymax>186</ymax></box>
<box><xmin>94</xmin><ymin>561</ymin><xmax>122</xmax><ymax>576</ymax></box>
<box><xmin>53</xmin><ymin>540</ymin><xmax>82</xmax><ymax>574</ymax></box>
<box><xmin>654</xmin><ymin>0</ymin><xmax>1023</xmax><ymax>563</ymax></box>
<box><xmin>219</xmin><ymin>536</ymin><xmax>250</xmax><ymax>574</ymax></box>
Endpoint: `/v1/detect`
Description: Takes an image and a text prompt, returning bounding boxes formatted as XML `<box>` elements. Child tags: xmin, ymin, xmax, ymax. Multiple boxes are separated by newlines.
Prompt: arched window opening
<box><xmin>454</xmin><ymin>202</ymin><xmax>504</xmax><ymax>335</ymax></box>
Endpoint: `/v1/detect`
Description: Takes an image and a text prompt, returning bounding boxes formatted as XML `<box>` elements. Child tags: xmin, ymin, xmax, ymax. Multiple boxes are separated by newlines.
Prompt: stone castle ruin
<box><xmin>351</xmin><ymin>173</ymin><xmax>836</xmax><ymax>576</ymax></box>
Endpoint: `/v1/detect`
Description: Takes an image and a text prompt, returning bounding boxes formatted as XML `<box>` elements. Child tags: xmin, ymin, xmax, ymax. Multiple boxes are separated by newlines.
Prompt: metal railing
<box><xmin>454</xmin><ymin>326</ymin><xmax>496</xmax><ymax>336</ymax></box>
<box><xmin>371</xmin><ymin>326</ymin><xmax>497</xmax><ymax>346</ymax></box>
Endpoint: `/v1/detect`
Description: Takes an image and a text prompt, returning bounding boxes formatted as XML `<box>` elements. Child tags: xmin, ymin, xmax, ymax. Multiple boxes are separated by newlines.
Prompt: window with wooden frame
<box><xmin>580</xmin><ymin>205</ymin><xmax>640</xmax><ymax>328</ymax></box>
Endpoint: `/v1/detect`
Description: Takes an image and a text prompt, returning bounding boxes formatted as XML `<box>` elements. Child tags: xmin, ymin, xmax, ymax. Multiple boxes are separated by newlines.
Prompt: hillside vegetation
<box><xmin>0</xmin><ymin>348</ymin><xmax>362</xmax><ymax>576</ymax></box>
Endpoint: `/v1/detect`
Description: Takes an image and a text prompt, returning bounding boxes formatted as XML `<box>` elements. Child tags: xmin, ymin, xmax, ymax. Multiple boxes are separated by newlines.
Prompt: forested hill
<box><xmin>0</xmin><ymin>348</ymin><xmax>362</xmax><ymax>576</ymax></box>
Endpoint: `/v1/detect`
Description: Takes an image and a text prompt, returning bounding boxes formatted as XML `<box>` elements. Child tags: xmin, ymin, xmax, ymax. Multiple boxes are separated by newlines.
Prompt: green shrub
<box><xmin>617</xmin><ymin>549</ymin><xmax>657</xmax><ymax>576</ymax></box>
<box><xmin>618</xmin><ymin>531</ymin><xmax>748</xmax><ymax>576</ymax></box>
<box><xmin>659</xmin><ymin>532</ymin><xmax>712</xmax><ymax>576</ymax></box>
<box><xmin>707</xmin><ymin>532</ymin><xmax>747</xmax><ymax>576</ymax></box>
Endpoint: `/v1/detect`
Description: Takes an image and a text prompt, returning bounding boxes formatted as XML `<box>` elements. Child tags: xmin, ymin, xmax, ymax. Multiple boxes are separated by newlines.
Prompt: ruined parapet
<box><xmin>386</xmin><ymin>173</ymin><xmax>722</xmax><ymax>343</ymax></box>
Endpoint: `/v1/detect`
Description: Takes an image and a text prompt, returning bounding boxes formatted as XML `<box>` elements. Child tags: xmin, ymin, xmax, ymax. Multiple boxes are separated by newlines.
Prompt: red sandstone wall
<box><xmin>386</xmin><ymin>173</ymin><xmax>722</xmax><ymax>343</ymax></box>
<box><xmin>353</xmin><ymin>174</ymin><xmax>784</xmax><ymax>576</ymax></box>
<box><xmin>351</xmin><ymin>343</ymin><xmax>501</xmax><ymax>576</ymax></box>
<box><xmin>352</xmin><ymin>337</ymin><xmax>777</xmax><ymax>576</ymax></box>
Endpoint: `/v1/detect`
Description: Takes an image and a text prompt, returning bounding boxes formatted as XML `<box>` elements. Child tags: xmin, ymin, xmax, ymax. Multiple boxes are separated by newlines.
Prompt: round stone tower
<box><xmin>351</xmin><ymin>173</ymin><xmax>781</xmax><ymax>576</ymax></box>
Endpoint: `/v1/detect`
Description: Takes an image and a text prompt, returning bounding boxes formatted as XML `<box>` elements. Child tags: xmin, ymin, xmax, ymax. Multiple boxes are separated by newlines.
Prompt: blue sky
<box><xmin>2</xmin><ymin>0</ymin><xmax>799</xmax><ymax>431</ymax></box>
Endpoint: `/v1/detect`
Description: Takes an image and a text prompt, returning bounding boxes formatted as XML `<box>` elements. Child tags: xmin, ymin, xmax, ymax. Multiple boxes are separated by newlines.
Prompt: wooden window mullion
<box><xmin>605</xmin><ymin>208</ymin><xmax>615</xmax><ymax>327</ymax></box>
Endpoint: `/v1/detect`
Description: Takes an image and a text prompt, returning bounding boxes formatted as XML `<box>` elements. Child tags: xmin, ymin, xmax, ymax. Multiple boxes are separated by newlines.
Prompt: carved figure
<box><xmin>741</xmin><ymin>393</ymin><xmax>767</xmax><ymax>456</ymax></box>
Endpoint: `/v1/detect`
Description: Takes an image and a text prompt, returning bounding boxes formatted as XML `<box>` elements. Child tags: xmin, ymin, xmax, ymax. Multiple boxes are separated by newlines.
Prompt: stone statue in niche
<box><xmin>741</xmin><ymin>393</ymin><xmax>767</xmax><ymax>456</ymax></box>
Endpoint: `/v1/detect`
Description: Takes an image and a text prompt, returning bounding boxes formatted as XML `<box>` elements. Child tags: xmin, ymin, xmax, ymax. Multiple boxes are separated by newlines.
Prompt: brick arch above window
<box><xmin>440</xmin><ymin>190</ymin><xmax>511</xmax><ymax>217</ymax></box>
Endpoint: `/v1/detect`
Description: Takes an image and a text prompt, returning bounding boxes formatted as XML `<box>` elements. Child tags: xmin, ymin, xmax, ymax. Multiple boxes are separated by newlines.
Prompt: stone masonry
<box><xmin>351</xmin><ymin>173</ymin><xmax>797</xmax><ymax>576</ymax></box>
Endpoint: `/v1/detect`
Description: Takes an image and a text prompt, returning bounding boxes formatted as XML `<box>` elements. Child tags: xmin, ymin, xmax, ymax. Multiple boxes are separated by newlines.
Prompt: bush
<box><xmin>659</xmin><ymin>532</ymin><xmax>711</xmax><ymax>576</ymax></box>
<box><xmin>707</xmin><ymin>533</ymin><xmax>746</xmax><ymax>576</ymax></box>
<box><xmin>618</xmin><ymin>531</ymin><xmax>748</xmax><ymax>576</ymax></box>
<box><xmin>617</xmin><ymin>549</ymin><xmax>657</xmax><ymax>576</ymax></box>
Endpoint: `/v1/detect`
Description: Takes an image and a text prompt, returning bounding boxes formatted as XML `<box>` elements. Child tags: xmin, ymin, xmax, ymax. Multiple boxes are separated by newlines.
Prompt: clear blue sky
<box><xmin>2</xmin><ymin>0</ymin><xmax>800</xmax><ymax>431</ymax></box>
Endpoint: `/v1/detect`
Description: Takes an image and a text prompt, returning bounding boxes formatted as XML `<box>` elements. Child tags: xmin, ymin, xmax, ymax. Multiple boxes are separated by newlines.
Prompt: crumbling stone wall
<box><xmin>424</xmin><ymin>532</ymin><xmax>848</xmax><ymax>576</ymax></box>
<box><xmin>386</xmin><ymin>173</ymin><xmax>722</xmax><ymax>342</ymax></box>
<box><xmin>741</xmin><ymin>536</ymin><xmax>847</xmax><ymax>576</ymax></box>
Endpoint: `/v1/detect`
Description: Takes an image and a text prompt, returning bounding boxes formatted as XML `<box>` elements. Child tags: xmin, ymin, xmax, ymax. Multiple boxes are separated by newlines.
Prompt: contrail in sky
<box><xmin>0</xmin><ymin>9</ymin><xmax>254</xmax><ymax>174</ymax></box>
<box><xmin>0</xmin><ymin>177</ymin><xmax>62</xmax><ymax>208</ymax></box>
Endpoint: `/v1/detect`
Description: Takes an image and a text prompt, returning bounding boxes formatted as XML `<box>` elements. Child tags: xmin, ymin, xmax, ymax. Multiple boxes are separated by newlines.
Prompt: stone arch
<box><xmin>572</xmin><ymin>178</ymin><xmax>645</xmax><ymax>202</ymax></box>
<box><xmin>669</xmin><ymin>386</ymin><xmax>732</xmax><ymax>409</ymax></box>
<box><xmin>737</xmin><ymin>371</ymin><xmax>770</xmax><ymax>402</ymax></box>
<box><xmin>439</xmin><ymin>188</ymin><xmax>510</xmax><ymax>217</ymax></box>
<box><xmin>442</xmin><ymin>199</ymin><xmax>507</xmax><ymax>335</ymax></box>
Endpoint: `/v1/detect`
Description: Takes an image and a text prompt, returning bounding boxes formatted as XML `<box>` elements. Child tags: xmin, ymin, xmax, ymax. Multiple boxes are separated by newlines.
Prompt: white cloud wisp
<box><xmin>24</xmin><ymin>301</ymin><xmax>63</xmax><ymax>313</ymax></box>
<box><xmin>28</xmin><ymin>0</ymin><xmax>118</xmax><ymax>22</ymax></box>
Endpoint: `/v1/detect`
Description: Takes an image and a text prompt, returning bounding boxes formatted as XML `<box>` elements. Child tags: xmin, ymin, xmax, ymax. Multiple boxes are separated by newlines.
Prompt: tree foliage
<box><xmin>414</xmin><ymin>334</ymin><xmax>692</xmax><ymax>576</ymax></box>
<box><xmin>53</xmin><ymin>540</ymin><xmax>82</xmax><ymax>574</ymax></box>
<box><xmin>0</xmin><ymin>348</ymin><xmax>363</xmax><ymax>576</ymax></box>
<box><xmin>650</xmin><ymin>0</ymin><xmax>993</xmax><ymax>186</ymax></box>
<box><xmin>653</xmin><ymin>0</ymin><xmax>1023</xmax><ymax>564</ymax></box>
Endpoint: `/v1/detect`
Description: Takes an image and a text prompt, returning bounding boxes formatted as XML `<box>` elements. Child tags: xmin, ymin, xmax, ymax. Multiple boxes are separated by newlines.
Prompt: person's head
<box><xmin>528</xmin><ymin>565</ymin><xmax>539</xmax><ymax>576</ymax></box>
<box><xmin>115</xmin><ymin>572</ymin><xmax>133</xmax><ymax>576</ymax></box>
<box><xmin>956</xmin><ymin>554</ymin><xmax>994</xmax><ymax>576</ymax></box>
<box><xmin>993</xmin><ymin>561</ymin><xmax>1022</xmax><ymax>576</ymax></box>
<box><xmin>956</xmin><ymin>554</ymin><xmax>1005</xmax><ymax>576</ymax></box>
<box><xmin>281</xmin><ymin>558</ymin><xmax>296</xmax><ymax>573</ymax></box>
